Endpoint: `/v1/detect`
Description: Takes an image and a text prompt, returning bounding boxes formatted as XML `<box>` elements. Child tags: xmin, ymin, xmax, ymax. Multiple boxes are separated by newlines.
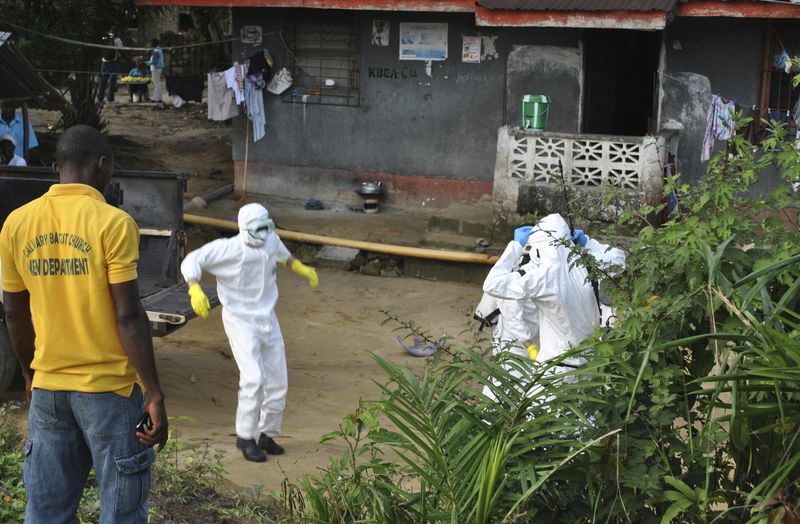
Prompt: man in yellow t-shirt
<box><xmin>0</xmin><ymin>125</ymin><xmax>168</xmax><ymax>523</ymax></box>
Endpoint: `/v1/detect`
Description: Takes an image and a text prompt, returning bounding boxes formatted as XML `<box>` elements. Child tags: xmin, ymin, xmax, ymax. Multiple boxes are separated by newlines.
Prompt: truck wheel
<box><xmin>0</xmin><ymin>323</ymin><xmax>17</xmax><ymax>393</ymax></box>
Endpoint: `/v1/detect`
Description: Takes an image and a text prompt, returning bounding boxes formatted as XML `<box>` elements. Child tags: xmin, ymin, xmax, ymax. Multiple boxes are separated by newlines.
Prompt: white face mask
<box><xmin>245</xmin><ymin>217</ymin><xmax>275</xmax><ymax>245</ymax></box>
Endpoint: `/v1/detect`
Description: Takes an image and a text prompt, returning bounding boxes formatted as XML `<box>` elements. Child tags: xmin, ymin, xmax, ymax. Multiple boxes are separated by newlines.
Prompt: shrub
<box><xmin>291</xmin><ymin>117</ymin><xmax>800</xmax><ymax>523</ymax></box>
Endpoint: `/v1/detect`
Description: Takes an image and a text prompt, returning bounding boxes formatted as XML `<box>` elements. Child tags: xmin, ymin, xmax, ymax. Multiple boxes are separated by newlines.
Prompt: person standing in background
<box><xmin>0</xmin><ymin>103</ymin><xmax>38</xmax><ymax>159</ymax></box>
<box><xmin>0</xmin><ymin>135</ymin><xmax>27</xmax><ymax>166</ymax></box>
<box><xmin>97</xmin><ymin>31</ymin><xmax>123</xmax><ymax>104</ymax></box>
<box><xmin>147</xmin><ymin>39</ymin><xmax>165</xmax><ymax>104</ymax></box>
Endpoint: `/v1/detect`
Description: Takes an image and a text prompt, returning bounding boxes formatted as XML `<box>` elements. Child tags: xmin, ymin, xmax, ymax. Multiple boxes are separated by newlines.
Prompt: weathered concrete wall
<box><xmin>231</xmin><ymin>8</ymin><xmax>581</xmax><ymax>208</ymax></box>
<box><xmin>505</xmin><ymin>44</ymin><xmax>582</xmax><ymax>133</ymax></box>
<box><xmin>661</xmin><ymin>18</ymin><xmax>764</xmax><ymax>186</ymax></box>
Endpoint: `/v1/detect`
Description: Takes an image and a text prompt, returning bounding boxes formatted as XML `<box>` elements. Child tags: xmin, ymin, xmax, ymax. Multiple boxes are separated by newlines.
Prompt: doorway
<box><xmin>582</xmin><ymin>29</ymin><xmax>661</xmax><ymax>136</ymax></box>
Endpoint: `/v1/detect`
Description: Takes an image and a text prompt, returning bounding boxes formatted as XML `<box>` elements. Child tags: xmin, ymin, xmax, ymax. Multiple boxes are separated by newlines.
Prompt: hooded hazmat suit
<box><xmin>479</xmin><ymin>215</ymin><xmax>626</xmax><ymax>401</ymax></box>
<box><xmin>180</xmin><ymin>204</ymin><xmax>292</xmax><ymax>441</ymax></box>
<box><xmin>483</xmin><ymin>214</ymin><xmax>600</xmax><ymax>371</ymax></box>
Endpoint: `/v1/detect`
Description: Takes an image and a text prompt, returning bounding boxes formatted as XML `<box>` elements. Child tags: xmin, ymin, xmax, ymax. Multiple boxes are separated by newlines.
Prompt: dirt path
<box><xmin>17</xmin><ymin>100</ymin><xmax>486</xmax><ymax>496</ymax></box>
<box><xmin>156</xmin><ymin>266</ymin><xmax>481</xmax><ymax>494</ymax></box>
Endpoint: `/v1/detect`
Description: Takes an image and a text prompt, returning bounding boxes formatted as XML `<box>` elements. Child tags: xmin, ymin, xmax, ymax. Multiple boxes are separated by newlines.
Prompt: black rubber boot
<box><xmin>258</xmin><ymin>434</ymin><xmax>285</xmax><ymax>455</ymax></box>
<box><xmin>236</xmin><ymin>438</ymin><xmax>267</xmax><ymax>462</ymax></box>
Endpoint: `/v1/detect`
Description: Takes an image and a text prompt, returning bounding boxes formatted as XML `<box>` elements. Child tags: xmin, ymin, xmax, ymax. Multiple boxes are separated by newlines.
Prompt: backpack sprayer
<box><xmin>557</xmin><ymin>159</ymin><xmax>604</xmax><ymax>325</ymax></box>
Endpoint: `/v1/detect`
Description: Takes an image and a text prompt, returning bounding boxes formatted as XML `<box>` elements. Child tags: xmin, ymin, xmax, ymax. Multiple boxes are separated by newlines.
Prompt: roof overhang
<box><xmin>676</xmin><ymin>0</ymin><xmax>800</xmax><ymax>18</ymax></box>
<box><xmin>0</xmin><ymin>33</ymin><xmax>65</xmax><ymax>111</ymax></box>
<box><xmin>475</xmin><ymin>7</ymin><xmax>667</xmax><ymax>29</ymax></box>
<box><xmin>135</xmin><ymin>0</ymin><xmax>475</xmax><ymax>11</ymax></box>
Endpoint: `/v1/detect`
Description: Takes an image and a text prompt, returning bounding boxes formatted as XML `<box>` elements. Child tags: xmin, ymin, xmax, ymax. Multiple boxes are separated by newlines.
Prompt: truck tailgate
<box><xmin>141</xmin><ymin>283</ymin><xmax>220</xmax><ymax>336</ymax></box>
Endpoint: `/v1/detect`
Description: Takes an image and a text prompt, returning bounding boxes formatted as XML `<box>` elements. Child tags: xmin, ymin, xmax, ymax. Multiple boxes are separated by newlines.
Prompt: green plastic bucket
<box><xmin>521</xmin><ymin>95</ymin><xmax>550</xmax><ymax>130</ymax></box>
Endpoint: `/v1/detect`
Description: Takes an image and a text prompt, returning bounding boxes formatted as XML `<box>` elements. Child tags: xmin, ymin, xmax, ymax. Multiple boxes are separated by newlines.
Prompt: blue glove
<box><xmin>571</xmin><ymin>229</ymin><xmax>588</xmax><ymax>247</ymax></box>
<box><xmin>514</xmin><ymin>225</ymin><xmax>534</xmax><ymax>246</ymax></box>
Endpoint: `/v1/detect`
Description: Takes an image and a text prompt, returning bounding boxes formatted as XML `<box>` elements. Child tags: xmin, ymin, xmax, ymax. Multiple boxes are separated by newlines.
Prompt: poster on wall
<box><xmin>240</xmin><ymin>25</ymin><xmax>263</xmax><ymax>46</ymax></box>
<box><xmin>399</xmin><ymin>23</ymin><xmax>448</xmax><ymax>61</ymax></box>
<box><xmin>371</xmin><ymin>20</ymin><xmax>390</xmax><ymax>46</ymax></box>
<box><xmin>462</xmin><ymin>36</ymin><xmax>481</xmax><ymax>63</ymax></box>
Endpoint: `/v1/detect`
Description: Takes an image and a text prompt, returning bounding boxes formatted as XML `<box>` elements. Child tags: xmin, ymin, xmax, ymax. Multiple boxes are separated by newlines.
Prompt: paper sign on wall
<box><xmin>462</xmin><ymin>36</ymin><xmax>481</xmax><ymax>63</ymax></box>
<box><xmin>240</xmin><ymin>25</ymin><xmax>262</xmax><ymax>46</ymax></box>
<box><xmin>399</xmin><ymin>23</ymin><xmax>448</xmax><ymax>61</ymax></box>
<box><xmin>371</xmin><ymin>20</ymin><xmax>390</xmax><ymax>46</ymax></box>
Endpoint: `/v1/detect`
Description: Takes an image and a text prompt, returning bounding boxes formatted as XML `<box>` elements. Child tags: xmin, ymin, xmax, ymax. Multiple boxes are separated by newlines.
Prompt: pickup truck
<box><xmin>0</xmin><ymin>166</ymin><xmax>219</xmax><ymax>392</ymax></box>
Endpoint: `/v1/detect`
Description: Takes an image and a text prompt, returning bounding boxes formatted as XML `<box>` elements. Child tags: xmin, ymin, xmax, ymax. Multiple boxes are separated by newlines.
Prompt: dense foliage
<box><xmin>288</xmin><ymin>119</ymin><xmax>800</xmax><ymax>523</ymax></box>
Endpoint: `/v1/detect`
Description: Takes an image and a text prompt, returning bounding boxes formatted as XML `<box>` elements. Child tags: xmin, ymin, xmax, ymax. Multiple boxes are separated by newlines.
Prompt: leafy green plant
<box><xmin>0</xmin><ymin>402</ymin><xmax>26</xmax><ymax>522</ymax></box>
<box><xmin>293</xmin><ymin>115</ymin><xmax>800</xmax><ymax>523</ymax></box>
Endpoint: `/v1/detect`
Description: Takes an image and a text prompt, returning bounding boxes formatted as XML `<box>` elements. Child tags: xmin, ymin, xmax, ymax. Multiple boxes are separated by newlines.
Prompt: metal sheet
<box><xmin>141</xmin><ymin>282</ymin><xmax>220</xmax><ymax>319</ymax></box>
<box><xmin>477</xmin><ymin>0</ymin><xmax>678</xmax><ymax>11</ymax></box>
<box><xmin>0</xmin><ymin>166</ymin><xmax>185</xmax><ymax>231</ymax></box>
<box><xmin>475</xmin><ymin>7</ymin><xmax>667</xmax><ymax>28</ymax></box>
<box><xmin>0</xmin><ymin>38</ymin><xmax>66</xmax><ymax>109</ymax></box>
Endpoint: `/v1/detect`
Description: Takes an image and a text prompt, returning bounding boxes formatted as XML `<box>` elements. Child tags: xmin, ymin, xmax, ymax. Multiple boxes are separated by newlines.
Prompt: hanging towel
<box><xmin>701</xmin><ymin>94</ymin><xmax>736</xmax><ymax>162</ymax></box>
<box><xmin>225</xmin><ymin>64</ymin><xmax>245</xmax><ymax>105</ymax></box>
<box><xmin>208</xmin><ymin>72</ymin><xmax>239</xmax><ymax>121</ymax></box>
<box><xmin>245</xmin><ymin>78</ymin><xmax>266</xmax><ymax>142</ymax></box>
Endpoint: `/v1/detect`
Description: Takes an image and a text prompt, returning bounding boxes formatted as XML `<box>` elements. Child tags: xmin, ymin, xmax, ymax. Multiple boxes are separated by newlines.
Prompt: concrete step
<box><xmin>418</xmin><ymin>230</ymin><xmax>502</xmax><ymax>257</ymax></box>
<box><xmin>426</xmin><ymin>214</ymin><xmax>494</xmax><ymax>239</ymax></box>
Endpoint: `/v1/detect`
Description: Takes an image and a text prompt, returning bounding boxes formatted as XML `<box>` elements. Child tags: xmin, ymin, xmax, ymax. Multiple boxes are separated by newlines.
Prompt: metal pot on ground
<box><xmin>355</xmin><ymin>181</ymin><xmax>384</xmax><ymax>213</ymax></box>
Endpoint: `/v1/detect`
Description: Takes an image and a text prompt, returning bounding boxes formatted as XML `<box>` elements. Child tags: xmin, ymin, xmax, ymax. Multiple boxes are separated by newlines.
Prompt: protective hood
<box><xmin>524</xmin><ymin>213</ymin><xmax>571</xmax><ymax>258</ymax></box>
<box><xmin>238</xmin><ymin>203</ymin><xmax>272</xmax><ymax>247</ymax></box>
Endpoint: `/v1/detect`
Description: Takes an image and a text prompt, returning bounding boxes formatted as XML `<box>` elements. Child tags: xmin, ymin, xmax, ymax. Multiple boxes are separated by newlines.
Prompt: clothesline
<box><xmin>0</xmin><ymin>16</ymin><xmax>283</xmax><ymax>52</ymax></box>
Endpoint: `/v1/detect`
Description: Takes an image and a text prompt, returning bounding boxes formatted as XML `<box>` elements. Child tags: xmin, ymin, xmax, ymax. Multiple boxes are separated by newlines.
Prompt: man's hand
<box><xmin>571</xmin><ymin>229</ymin><xmax>588</xmax><ymax>248</ymax></box>
<box><xmin>188</xmin><ymin>283</ymin><xmax>211</xmax><ymax>319</ymax></box>
<box><xmin>514</xmin><ymin>225</ymin><xmax>534</xmax><ymax>246</ymax></box>
<box><xmin>291</xmin><ymin>259</ymin><xmax>319</xmax><ymax>288</ymax></box>
<box><xmin>136</xmin><ymin>395</ymin><xmax>168</xmax><ymax>452</ymax></box>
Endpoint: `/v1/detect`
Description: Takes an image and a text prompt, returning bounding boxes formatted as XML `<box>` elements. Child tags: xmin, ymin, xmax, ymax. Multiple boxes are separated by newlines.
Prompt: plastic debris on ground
<box><xmin>304</xmin><ymin>198</ymin><xmax>324</xmax><ymax>210</ymax></box>
<box><xmin>395</xmin><ymin>334</ymin><xmax>447</xmax><ymax>357</ymax></box>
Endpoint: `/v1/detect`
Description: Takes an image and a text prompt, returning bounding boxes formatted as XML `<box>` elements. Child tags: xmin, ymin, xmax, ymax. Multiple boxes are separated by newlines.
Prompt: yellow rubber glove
<box><xmin>188</xmin><ymin>283</ymin><xmax>211</xmax><ymax>319</ymax></box>
<box><xmin>291</xmin><ymin>259</ymin><xmax>318</xmax><ymax>288</ymax></box>
<box><xmin>526</xmin><ymin>344</ymin><xmax>539</xmax><ymax>361</ymax></box>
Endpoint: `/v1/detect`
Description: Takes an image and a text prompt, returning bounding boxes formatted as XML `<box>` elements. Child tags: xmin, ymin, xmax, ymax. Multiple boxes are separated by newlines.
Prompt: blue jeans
<box><xmin>24</xmin><ymin>385</ymin><xmax>156</xmax><ymax>524</ymax></box>
<box><xmin>97</xmin><ymin>60</ymin><xmax>118</xmax><ymax>102</ymax></box>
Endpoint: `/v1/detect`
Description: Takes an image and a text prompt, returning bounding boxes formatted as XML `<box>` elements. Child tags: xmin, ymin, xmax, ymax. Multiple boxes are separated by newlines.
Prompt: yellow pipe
<box><xmin>184</xmin><ymin>213</ymin><xmax>499</xmax><ymax>265</ymax></box>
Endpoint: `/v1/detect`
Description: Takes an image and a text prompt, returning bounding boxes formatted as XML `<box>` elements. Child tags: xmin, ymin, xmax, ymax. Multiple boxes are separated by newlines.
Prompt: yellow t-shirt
<box><xmin>0</xmin><ymin>183</ymin><xmax>140</xmax><ymax>395</ymax></box>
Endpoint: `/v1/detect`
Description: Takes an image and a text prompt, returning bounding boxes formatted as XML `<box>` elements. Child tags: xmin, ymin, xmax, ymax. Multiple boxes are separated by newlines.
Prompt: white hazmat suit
<box><xmin>483</xmin><ymin>214</ymin><xmax>603</xmax><ymax>371</ymax></box>
<box><xmin>479</xmin><ymin>215</ymin><xmax>626</xmax><ymax>402</ymax></box>
<box><xmin>181</xmin><ymin>204</ymin><xmax>293</xmax><ymax>441</ymax></box>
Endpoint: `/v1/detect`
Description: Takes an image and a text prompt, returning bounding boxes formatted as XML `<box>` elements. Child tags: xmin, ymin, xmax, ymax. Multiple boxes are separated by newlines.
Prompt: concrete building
<box><xmin>137</xmin><ymin>0</ymin><xmax>800</xmax><ymax>227</ymax></box>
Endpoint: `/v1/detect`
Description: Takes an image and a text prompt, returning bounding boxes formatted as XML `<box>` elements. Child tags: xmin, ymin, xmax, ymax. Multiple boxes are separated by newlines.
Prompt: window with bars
<box><xmin>760</xmin><ymin>24</ymin><xmax>800</xmax><ymax>130</ymax></box>
<box><xmin>282</xmin><ymin>17</ymin><xmax>361</xmax><ymax>107</ymax></box>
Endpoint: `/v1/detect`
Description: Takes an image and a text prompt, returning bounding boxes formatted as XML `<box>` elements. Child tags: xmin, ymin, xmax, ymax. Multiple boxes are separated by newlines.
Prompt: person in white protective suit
<box><xmin>180</xmin><ymin>203</ymin><xmax>319</xmax><ymax>462</ymax></box>
<box><xmin>479</xmin><ymin>213</ymin><xmax>625</xmax><ymax>399</ymax></box>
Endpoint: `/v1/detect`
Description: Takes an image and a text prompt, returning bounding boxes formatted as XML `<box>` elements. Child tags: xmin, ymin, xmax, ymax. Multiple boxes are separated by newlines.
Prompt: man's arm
<box><xmin>109</xmin><ymin>280</ymin><xmax>168</xmax><ymax>451</ymax></box>
<box><xmin>3</xmin><ymin>290</ymin><xmax>35</xmax><ymax>401</ymax></box>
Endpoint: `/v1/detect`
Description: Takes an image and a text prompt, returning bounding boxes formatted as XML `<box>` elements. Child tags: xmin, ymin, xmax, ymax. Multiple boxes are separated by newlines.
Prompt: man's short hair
<box><xmin>56</xmin><ymin>125</ymin><xmax>112</xmax><ymax>169</ymax></box>
<box><xmin>152</xmin><ymin>39</ymin><xmax>159</xmax><ymax>47</ymax></box>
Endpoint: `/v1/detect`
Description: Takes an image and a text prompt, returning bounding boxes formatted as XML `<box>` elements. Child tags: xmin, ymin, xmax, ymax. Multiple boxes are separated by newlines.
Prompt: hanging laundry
<box><xmin>245</xmin><ymin>78</ymin><xmax>266</xmax><ymax>142</ymax></box>
<box><xmin>246</xmin><ymin>50</ymin><xmax>273</xmax><ymax>90</ymax></box>
<box><xmin>208</xmin><ymin>72</ymin><xmax>239</xmax><ymax>121</ymax></box>
<box><xmin>701</xmin><ymin>94</ymin><xmax>736</xmax><ymax>162</ymax></box>
<box><xmin>225</xmin><ymin>64</ymin><xmax>245</xmax><ymax>105</ymax></box>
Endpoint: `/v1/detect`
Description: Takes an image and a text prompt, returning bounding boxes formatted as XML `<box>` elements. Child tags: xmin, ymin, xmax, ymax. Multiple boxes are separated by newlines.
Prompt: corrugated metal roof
<box><xmin>477</xmin><ymin>0</ymin><xmax>679</xmax><ymax>11</ymax></box>
<box><xmin>0</xmin><ymin>33</ymin><xmax>65</xmax><ymax>110</ymax></box>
